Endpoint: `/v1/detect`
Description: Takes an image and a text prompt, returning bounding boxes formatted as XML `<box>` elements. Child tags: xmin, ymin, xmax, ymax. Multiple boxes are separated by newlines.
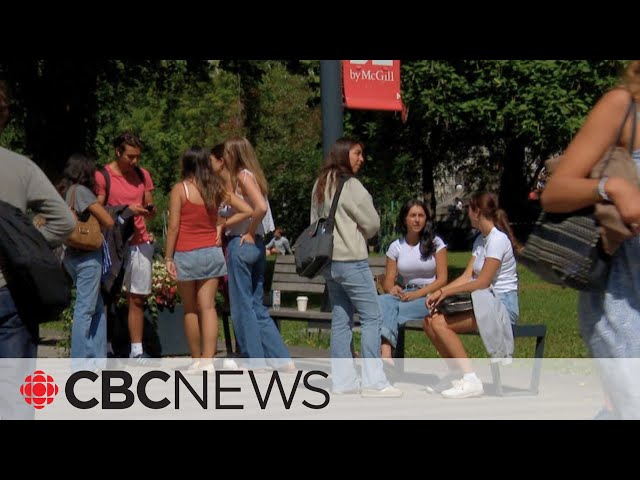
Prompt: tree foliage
<box><xmin>345</xmin><ymin>60</ymin><xmax>625</xmax><ymax>231</ymax></box>
<box><xmin>0</xmin><ymin>59</ymin><xmax>628</xmax><ymax>241</ymax></box>
<box><xmin>93</xmin><ymin>61</ymin><xmax>243</xmax><ymax>233</ymax></box>
<box><xmin>254</xmin><ymin>63</ymin><xmax>322</xmax><ymax>239</ymax></box>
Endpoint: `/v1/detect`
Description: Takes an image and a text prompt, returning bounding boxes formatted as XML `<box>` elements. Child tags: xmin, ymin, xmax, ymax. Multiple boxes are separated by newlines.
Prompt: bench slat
<box><xmin>271</xmin><ymin>282</ymin><xmax>326</xmax><ymax>294</ymax></box>
<box><xmin>272</xmin><ymin>273</ymin><xmax>325</xmax><ymax>284</ymax></box>
<box><xmin>271</xmin><ymin>255</ymin><xmax>296</xmax><ymax>264</ymax></box>
<box><xmin>268</xmin><ymin>307</ymin><xmax>332</xmax><ymax>320</ymax></box>
<box><xmin>273</xmin><ymin>264</ymin><xmax>298</xmax><ymax>274</ymax></box>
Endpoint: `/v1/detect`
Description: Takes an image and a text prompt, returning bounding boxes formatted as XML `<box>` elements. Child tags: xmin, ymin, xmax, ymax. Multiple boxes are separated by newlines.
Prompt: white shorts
<box><xmin>123</xmin><ymin>243</ymin><xmax>154</xmax><ymax>295</ymax></box>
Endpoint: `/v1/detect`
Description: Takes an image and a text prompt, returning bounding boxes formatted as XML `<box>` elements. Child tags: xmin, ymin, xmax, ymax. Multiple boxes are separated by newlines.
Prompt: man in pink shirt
<box><xmin>95</xmin><ymin>132</ymin><xmax>156</xmax><ymax>362</ymax></box>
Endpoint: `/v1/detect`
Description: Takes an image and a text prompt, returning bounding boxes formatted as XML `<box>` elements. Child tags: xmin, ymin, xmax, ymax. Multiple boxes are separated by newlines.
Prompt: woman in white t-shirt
<box><xmin>425</xmin><ymin>192</ymin><xmax>523</xmax><ymax>399</ymax></box>
<box><xmin>378</xmin><ymin>199</ymin><xmax>447</xmax><ymax>363</ymax></box>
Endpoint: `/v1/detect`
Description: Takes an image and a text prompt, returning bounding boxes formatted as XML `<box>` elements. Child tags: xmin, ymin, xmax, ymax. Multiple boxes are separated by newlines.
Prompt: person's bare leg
<box><xmin>430</xmin><ymin>312</ymin><xmax>476</xmax><ymax>373</ymax></box>
<box><xmin>128</xmin><ymin>293</ymin><xmax>146</xmax><ymax>349</ymax></box>
<box><xmin>381</xmin><ymin>339</ymin><xmax>394</xmax><ymax>366</ymax></box>
<box><xmin>196</xmin><ymin>278</ymin><xmax>219</xmax><ymax>360</ymax></box>
<box><xmin>178</xmin><ymin>281</ymin><xmax>200</xmax><ymax>359</ymax></box>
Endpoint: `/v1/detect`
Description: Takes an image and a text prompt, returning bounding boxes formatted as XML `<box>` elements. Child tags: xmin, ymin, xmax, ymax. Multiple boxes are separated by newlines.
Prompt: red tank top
<box><xmin>175</xmin><ymin>182</ymin><xmax>218</xmax><ymax>252</ymax></box>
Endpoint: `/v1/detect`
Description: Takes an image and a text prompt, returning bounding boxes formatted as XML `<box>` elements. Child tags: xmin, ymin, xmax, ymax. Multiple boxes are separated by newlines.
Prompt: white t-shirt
<box><xmin>471</xmin><ymin>227</ymin><xmax>518</xmax><ymax>294</ymax></box>
<box><xmin>386</xmin><ymin>235</ymin><xmax>447</xmax><ymax>286</ymax></box>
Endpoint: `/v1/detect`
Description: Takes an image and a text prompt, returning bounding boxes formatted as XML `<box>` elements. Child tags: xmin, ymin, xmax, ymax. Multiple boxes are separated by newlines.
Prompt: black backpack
<box><xmin>0</xmin><ymin>200</ymin><xmax>71</xmax><ymax>325</ymax></box>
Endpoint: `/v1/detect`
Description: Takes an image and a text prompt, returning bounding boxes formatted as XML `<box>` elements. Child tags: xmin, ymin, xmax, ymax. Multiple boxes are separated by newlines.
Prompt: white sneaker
<box><xmin>361</xmin><ymin>385</ymin><xmax>403</xmax><ymax>398</ymax></box>
<box><xmin>222</xmin><ymin>358</ymin><xmax>240</xmax><ymax>370</ymax></box>
<box><xmin>185</xmin><ymin>360</ymin><xmax>201</xmax><ymax>375</ymax></box>
<box><xmin>199</xmin><ymin>361</ymin><xmax>215</xmax><ymax>373</ymax></box>
<box><xmin>441</xmin><ymin>378</ymin><xmax>484</xmax><ymax>399</ymax></box>
<box><xmin>425</xmin><ymin>372</ymin><xmax>463</xmax><ymax>394</ymax></box>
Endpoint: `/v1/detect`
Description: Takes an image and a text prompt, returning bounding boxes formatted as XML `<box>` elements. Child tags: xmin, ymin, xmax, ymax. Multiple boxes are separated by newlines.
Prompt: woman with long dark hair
<box><xmin>424</xmin><ymin>191</ymin><xmax>521</xmax><ymax>398</ymax></box>
<box><xmin>378</xmin><ymin>199</ymin><xmax>448</xmax><ymax>363</ymax></box>
<box><xmin>58</xmin><ymin>153</ymin><xmax>114</xmax><ymax>368</ymax></box>
<box><xmin>164</xmin><ymin>146</ymin><xmax>251</xmax><ymax>373</ymax></box>
<box><xmin>312</xmin><ymin>137</ymin><xmax>402</xmax><ymax>397</ymax></box>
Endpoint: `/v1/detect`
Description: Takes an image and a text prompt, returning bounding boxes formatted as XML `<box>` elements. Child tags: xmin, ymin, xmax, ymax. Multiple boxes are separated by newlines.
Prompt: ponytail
<box><xmin>495</xmin><ymin>208</ymin><xmax>524</xmax><ymax>257</ymax></box>
<box><xmin>469</xmin><ymin>191</ymin><xmax>523</xmax><ymax>257</ymax></box>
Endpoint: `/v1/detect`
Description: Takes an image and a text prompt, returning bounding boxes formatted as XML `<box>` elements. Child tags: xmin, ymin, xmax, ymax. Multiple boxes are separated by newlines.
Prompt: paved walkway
<box><xmin>37</xmin><ymin>328</ymin><xmax>329</xmax><ymax>359</ymax></box>
<box><xmin>38</xmin><ymin>328</ymin><xmax>66</xmax><ymax>359</ymax></box>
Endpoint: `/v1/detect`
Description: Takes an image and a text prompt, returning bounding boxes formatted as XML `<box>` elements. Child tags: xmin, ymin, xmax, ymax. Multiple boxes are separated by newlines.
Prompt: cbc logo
<box><xmin>20</xmin><ymin>370</ymin><xmax>59</xmax><ymax>409</ymax></box>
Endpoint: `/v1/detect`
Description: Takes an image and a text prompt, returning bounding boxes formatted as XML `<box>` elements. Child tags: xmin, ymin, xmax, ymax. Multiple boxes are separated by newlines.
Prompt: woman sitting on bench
<box><xmin>424</xmin><ymin>191</ymin><xmax>522</xmax><ymax>399</ymax></box>
<box><xmin>378</xmin><ymin>199</ymin><xmax>447</xmax><ymax>364</ymax></box>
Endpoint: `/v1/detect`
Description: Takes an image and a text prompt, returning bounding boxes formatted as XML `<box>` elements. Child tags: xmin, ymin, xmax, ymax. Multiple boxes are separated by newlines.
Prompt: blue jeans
<box><xmin>0</xmin><ymin>286</ymin><xmax>36</xmax><ymax>419</ymax></box>
<box><xmin>0</xmin><ymin>286</ymin><xmax>37</xmax><ymax>358</ymax></box>
<box><xmin>496</xmin><ymin>290</ymin><xmax>519</xmax><ymax>325</ymax></box>
<box><xmin>378</xmin><ymin>288</ymin><xmax>430</xmax><ymax>348</ymax></box>
<box><xmin>63</xmin><ymin>249</ymin><xmax>107</xmax><ymax>369</ymax></box>
<box><xmin>226</xmin><ymin>236</ymin><xmax>291</xmax><ymax>368</ymax></box>
<box><xmin>324</xmin><ymin>260</ymin><xmax>390</xmax><ymax>391</ymax></box>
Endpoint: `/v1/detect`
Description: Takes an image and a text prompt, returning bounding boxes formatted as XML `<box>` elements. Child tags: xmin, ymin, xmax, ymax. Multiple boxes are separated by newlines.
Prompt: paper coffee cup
<box><xmin>296</xmin><ymin>296</ymin><xmax>309</xmax><ymax>312</ymax></box>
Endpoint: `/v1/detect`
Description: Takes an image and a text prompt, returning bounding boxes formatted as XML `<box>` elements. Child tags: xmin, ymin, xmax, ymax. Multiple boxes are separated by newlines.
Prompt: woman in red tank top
<box><xmin>164</xmin><ymin>146</ymin><xmax>252</xmax><ymax>373</ymax></box>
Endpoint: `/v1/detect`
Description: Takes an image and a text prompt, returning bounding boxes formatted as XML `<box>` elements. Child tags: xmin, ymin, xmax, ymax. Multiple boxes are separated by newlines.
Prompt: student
<box><xmin>378</xmin><ymin>199</ymin><xmax>447</xmax><ymax>363</ymax></box>
<box><xmin>265</xmin><ymin>227</ymin><xmax>293</xmax><ymax>255</ymax></box>
<box><xmin>222</xmin><ymin>137</ymin><xmax>295</xmax><ymax>371</ymax></box>
<box><xmin>541</xmin><ymin>60</ymin><xmax>640</xmax><ymax>419</ymax></box>
<box><xmin>95</xmin><ymin>132</ymin><xmax>156</xmax><ymax>363</ymax></box>
<box><xmin>58</xmin><ymin>154</ymin><xmax>115</xmax><ymax>370</ymax></box>
<box><xmin>0</xmin><ymin>83</ymin><xmax>76</xmax><ymax>358</ymax></box>
<box><xmin>311</xmin><ymin>137</ymin><xmax>401</xmax><ymax>397</ymax></box>
<box><xmin>425</xmin><ymin>192</ymin><xmax>521</xmax><ymax>399</ymax></box>
<box><xmin>164</xmin><ymin>146</ymin><xmax>251</xmax><ymax>373</ymax></box>
<box><xmin>0</xmin><ymin>82</ymin><xmax>75</xmax><ymax>419</ymax></box>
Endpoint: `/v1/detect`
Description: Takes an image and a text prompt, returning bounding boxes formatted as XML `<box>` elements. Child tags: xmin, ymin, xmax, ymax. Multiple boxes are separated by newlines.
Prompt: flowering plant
<box><xmin>146</xmin><ymin>258</ymin><xmax>179</xmax><ymax>318</ymax></box>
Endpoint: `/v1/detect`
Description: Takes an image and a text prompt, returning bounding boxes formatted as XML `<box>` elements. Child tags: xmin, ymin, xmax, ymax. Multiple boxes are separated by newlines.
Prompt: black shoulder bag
<box><xmin>294</xmin><ymin>175</ymin><xmax>349</xmax><ymax>278</ymax></box>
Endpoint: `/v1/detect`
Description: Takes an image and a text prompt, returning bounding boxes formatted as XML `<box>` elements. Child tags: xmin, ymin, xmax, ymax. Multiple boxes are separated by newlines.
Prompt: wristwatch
<box><xmin>597</xmin><ymin>177</ymin><xmax>611</xmax><ymax>202</ymax></box>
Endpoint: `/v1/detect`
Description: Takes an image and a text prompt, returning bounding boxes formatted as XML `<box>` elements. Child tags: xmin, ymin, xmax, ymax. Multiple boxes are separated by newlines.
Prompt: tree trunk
<box><xmin>499</xmin><ymin>140</ymin><xmax>528</xmax><ymax>238</ymax></box>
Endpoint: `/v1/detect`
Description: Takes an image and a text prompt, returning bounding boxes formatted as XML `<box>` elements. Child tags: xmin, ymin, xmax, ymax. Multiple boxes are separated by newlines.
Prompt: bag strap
<box><xmin>99</xmin><ymin>166</ymin><xmax>111</xmax><ymax>206</ymax></box>
<box><xmin>69</xmin><ymin>185</ymin><xmax>77</xmax><ymax>213</ymax></box>
<box><xmin>628</xmin><ymin>101</ymin><xmax>637</xmax><ymax>154</ymax></box>
<box><xmin>324</xmin><ymin>174</ymin><xmax>351</xmax><ymax>232</ymax></box>
<box><xmin>99</xmin><ymin>165</ymin><xmax>146</xmax><ymax>206</ymax></box>
<box><xmin>600</xmin><ymin>97</ymin><xmax>637</xmax><ymax>175</ymax></box>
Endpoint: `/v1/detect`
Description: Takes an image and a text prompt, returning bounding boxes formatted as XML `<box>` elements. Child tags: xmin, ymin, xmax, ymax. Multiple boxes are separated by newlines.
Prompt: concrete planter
<box><xmin>156</xmin><ymin>304</ymin><xmax>190</xmax><ymax>356</ymax></box>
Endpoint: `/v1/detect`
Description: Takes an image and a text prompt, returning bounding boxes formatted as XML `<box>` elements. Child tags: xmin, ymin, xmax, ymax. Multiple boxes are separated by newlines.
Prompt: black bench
<box><xmin>396</xmin><ymin>320</ymin><xmax>547</xmax><ymax>396</ymax></box>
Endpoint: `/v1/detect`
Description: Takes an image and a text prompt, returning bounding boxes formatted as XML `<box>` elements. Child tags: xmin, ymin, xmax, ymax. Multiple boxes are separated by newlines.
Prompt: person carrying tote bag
<box><xmin>541</xmin><ymin>61</ymin><xmax>640</xmax><ymax>419</ymax></box>
<box><xmin>57</xmin><ymin>154</ymin><xmax>115</xmax><ymax>370</ymax></box>
<box><xmin>65</xmin><ymin>185</ymin><xmax>103</xmax><ymax>251</ymax></box>
<box><xmin>311</xmin><ymin>137</ymin><xmax>401</xmax><ymax>398</ymax></box>
<box><xmin>294</xmin><ymin>174</ymin><xmax>349</xmax><ymax>278</ymax></box>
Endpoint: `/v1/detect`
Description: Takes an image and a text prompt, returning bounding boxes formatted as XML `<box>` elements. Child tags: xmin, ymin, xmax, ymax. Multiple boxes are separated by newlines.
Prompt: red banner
<box><xmin>342</xmin><ymin>60</ymin><xmax>403</xmax><ymax>111</ymax></box>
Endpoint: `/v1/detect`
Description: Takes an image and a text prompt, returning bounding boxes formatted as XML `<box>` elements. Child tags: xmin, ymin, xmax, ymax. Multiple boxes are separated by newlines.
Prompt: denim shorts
<box><xmin>496</xmin><ymin>290</ymin><xmax>519</xmax><ymax>325</ymax></box>
<box><xmin>174</xmin><ymin>246</ymin><xmax>227</xmax><ymax>281</ymax></box>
